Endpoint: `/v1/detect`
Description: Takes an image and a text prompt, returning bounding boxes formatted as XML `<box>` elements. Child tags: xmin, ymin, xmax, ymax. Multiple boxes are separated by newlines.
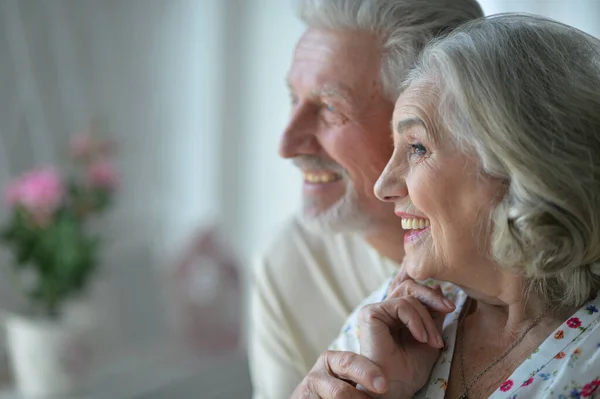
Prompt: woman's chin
<box><xmin>405</xmin><ymin>260</ymin><xmax>434</xmax><ymax>282</ymax></box>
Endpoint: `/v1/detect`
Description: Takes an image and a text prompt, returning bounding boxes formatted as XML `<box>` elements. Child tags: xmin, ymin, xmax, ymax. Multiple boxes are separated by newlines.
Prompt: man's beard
<box><xmin>301</xmin><ymin>178</ymin><xmax>372</xmax><ymax>233</ymax></box>
<box><xmin>293</xmin><ymin>155</ymin><xmax>372</xmax><ymax>234</ymax></box>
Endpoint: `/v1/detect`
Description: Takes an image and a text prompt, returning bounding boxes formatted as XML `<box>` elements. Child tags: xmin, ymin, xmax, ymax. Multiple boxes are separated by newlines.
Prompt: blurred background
<box><xmin>0</xmin><ymin>0</ymin><xmax>597</xmax><ymax>398</ymax></box>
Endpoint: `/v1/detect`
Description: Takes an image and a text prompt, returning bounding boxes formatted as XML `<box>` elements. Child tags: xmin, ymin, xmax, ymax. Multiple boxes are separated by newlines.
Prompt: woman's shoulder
<box><xmin>492</xmin><ymin>293</ymin><xmax>600</xmax><ymax>399</ymax></box>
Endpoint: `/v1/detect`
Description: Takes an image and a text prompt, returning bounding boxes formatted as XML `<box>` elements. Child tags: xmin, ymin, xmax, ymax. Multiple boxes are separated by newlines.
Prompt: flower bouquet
<box><xmin>1</xmin><ymin>134</ymin><xmax>118</xmax><ymax>397</ymax></box>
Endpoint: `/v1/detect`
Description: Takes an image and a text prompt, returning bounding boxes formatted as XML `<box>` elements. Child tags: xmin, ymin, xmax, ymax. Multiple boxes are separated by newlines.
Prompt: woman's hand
<box><xmin>290</xmin><ymin>350</ymin><xmax>389</xmax><ymax>398</ymax></box>
<box><xmin>357</xmin><ymin>273</ymin><xmax>456</xmax><ymax>398</ymax></box>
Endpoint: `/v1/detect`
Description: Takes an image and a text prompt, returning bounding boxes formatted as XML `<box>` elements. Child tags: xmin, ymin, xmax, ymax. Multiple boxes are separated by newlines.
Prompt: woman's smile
<box><xmin>395</xmin><ymin>212</ymin><xmax>431</xmax><ymax>243</ymax></box>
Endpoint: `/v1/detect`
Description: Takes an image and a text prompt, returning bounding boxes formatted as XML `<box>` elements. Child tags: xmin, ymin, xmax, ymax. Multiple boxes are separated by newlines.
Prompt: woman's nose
<box><xmin>374</xmin><ymin>157</ymin><xmax>408</xmax><ymax>202</ymax></box>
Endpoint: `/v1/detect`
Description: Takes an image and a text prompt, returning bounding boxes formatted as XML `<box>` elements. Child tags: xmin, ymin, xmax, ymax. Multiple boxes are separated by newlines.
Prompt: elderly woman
<box><xmin>292</xmin><ymin>13</ymin><xmax>600</xmax><ymax>399</ymax></box>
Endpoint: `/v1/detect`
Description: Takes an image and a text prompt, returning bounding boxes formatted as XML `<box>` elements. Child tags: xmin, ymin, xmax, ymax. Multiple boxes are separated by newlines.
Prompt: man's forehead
<box><xmin>288</xmin><ymin>28</ymin><xmax>383</xmax><ymax>100</ymax></box>
<box><xmin>286</xmin><ymin>76</ymin><xmax>355</xmax><ymax>99</ymax></box>
<box><xmin>295</xmin><ymin>27</ymin><xmax>379</xmax><ymax>54</ymax></box>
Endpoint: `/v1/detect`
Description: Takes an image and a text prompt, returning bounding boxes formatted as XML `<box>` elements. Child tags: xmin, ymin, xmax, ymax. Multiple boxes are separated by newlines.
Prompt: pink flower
<box><xmin>4</xmin><ymin>168</ymin><xmax>64</xmax><ymax>222</ymax></box>
<box><xmin>70</xmin><ymin>135</ymin><xmax>116</xmax><ymax>161</ymax></box>
<box><xmin>69</xmin><ymin>135</ymin><xmax>94</xmax><ymax>160</ymax></box>
<box><xmin>581</xmin><ymin>379</ymin><xmax>600</xmax><ymax>397</ymax></box>
<box><xmin>500</xmin><ymin>380</ymin><xmax>514</xmax><ymax>392</ymax></box>
<box><xmin>522</xmin><ymin>377</ymin><xmax>534</xmax><ymax>386</ymax></box>
<box><xmin>567</xmin><ymin>317</ymin><xmax>582</xmax><ymax>329</ymax></box>
<box><xmin>87</xmin><ymin>159</ymin><xmax>118</xmax><ymax>190</ymax></box>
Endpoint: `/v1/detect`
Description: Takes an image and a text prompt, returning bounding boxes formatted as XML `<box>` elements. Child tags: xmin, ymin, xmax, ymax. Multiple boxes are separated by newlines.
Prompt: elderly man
<box><xmin>249</xmin><ymin>1</ymin><xmax>483</xmax><ymax>398</ymax></box>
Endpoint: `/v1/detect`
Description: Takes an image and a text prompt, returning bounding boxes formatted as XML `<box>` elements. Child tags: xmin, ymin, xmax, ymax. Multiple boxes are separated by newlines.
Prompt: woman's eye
<box><xmin>408</xmin><ymin>143</ymin><xmax>428</xmax><ymax>159</ymax></box>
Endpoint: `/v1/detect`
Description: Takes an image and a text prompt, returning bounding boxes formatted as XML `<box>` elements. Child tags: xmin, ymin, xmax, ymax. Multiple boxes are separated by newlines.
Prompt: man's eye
<box><xmin>320</xmin><ymin>105</ymin><xmax>347</xmax><ymax>125</ymax></box>
<box><xmin>323</xmin><ymin>103</ymin><xmax>336</xmax><ymax>112</ymax></box>
<box><xmin>290</xmin><ymin>94</ymin><xmax>298</xmax><ymax>106</ymax></box>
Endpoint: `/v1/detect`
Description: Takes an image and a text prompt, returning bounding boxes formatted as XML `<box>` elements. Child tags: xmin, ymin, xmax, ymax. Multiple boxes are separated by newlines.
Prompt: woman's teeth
<box><xmin>303</xmin><ymin>172</ymin><xmax>341</xmax><ymax>184</ymax></box>
<box><xmin>401</xmin><ymin>218</ymin><xmax>430</xmax><ymax>230</ymax></box>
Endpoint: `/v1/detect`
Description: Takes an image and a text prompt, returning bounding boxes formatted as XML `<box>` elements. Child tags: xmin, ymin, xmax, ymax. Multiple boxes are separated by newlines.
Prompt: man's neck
<box><xmin>363</xmin><ymin>225</ymin><xmax>406</xmax><ymax>265</ymax></box>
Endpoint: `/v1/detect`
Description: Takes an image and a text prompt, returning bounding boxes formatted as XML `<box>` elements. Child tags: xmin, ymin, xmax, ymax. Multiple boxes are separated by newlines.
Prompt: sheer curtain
<box><xmin>0</xmin><ymin>0</ymin><xmax>230</xmax><ymax>367</ymax></box>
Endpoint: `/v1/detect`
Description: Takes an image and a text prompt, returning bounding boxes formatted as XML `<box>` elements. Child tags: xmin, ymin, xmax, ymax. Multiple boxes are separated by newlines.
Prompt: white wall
<box><xmin>479</xmin><ymin>0</ymin><xmax>600</xmax><ymax>37</ymax></box>
<box><xmin>234</xmin><ymin>2</ymin><xmax>305</xmax><ymax>258</ymax></box>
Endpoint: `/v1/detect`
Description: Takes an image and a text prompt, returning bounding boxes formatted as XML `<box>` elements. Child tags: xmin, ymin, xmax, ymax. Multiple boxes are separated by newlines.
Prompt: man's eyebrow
<box><xmin>313</xmin><ymin>86</ymin><xmax>352</xmax><ymax>101</ymax></box>
<box><xmin>285</xmin><ymin>79</ymin><xmax>353</xmax><ymax>105</ymax></box>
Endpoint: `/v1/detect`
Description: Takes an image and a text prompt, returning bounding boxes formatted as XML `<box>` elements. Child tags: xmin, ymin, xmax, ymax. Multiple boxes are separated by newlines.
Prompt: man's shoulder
<box><xmin>260</xmin><ymin>216</ymin><xmax>328</xmax><ymax>255</ymax></box>
<box><xmin>252</xmin><ymin>215</ymin><xmax>362</xmax><ymax>279</ymax></box>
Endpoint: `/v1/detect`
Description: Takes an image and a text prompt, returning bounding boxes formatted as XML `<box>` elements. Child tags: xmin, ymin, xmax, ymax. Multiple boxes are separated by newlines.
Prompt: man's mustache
<box><xmin>292</xmin><ymin>155</ymin><xmax>346</xmax><ymax>175</ymax></box>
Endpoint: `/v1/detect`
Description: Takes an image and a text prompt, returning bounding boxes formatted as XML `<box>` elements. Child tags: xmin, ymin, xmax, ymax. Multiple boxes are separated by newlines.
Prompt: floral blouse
<box><xmin>329</xmin><ymin>278</ymin><xmax>600</xmax><ymax>398</ymax></box>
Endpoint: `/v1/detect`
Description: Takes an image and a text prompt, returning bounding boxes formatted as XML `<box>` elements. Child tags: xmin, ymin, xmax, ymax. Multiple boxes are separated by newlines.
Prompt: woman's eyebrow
<box><xmin>391</xmin><ymin>117</ymin><xmax>425</xmax><ymax>135</ymax></box>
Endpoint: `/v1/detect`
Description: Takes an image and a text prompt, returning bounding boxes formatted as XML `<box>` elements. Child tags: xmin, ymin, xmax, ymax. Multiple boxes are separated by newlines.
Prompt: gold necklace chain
<box><xmin>457</xmin><ymin>298</ymin><xmax>551</xmax><ymax>399</ymax></box>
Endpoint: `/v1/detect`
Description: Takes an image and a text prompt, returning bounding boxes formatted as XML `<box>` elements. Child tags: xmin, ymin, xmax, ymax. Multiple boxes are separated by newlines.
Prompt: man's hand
<box><xmin>290</xmin><ymin>350</ymin><xmax>388</xmax><ymax>398</ymax></box>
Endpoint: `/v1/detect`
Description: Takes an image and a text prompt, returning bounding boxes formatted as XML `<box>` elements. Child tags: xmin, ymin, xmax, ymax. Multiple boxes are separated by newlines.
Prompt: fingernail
<box><xmin>422</xmin><ymin>330</ymin><xmax>428</xmax><ymax>342</ymax></box>
<box><xmin>443</xmin><ymin>298</ymin><xmax>455</xmax><ymax>310</ymax></box>
<box><xmin>374</xmin><ymin>376</ymin><xmax>387</xmax><ymax>392</ymax></box>
<box><xmin>437</xmin><ymin>335</ymin><xmax>444</xmax><ymax>348</ymax></box>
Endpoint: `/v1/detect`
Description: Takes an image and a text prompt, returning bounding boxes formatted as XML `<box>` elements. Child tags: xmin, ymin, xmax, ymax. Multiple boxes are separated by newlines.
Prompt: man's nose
<box><xmin>278</xmin><ymin>104</ymin><xmax>320</xmax><ymax>159</ymax></box>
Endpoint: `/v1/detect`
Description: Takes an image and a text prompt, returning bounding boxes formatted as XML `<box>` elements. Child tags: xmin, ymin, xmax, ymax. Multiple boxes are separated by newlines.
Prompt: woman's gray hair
<box><xmin>294</xmin><ymin>0</ymin><xmax>484</xmax><ymax>101</ymax></box>
<box><xmin>405</xmin><ymin>13</ymin><xmax>600</xmax><ymax>308</ymax></box>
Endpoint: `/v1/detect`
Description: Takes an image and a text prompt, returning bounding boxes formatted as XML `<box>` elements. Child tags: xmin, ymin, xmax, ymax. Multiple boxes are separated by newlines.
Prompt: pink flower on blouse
<box><xmin>500</xmin><ymin>379</ymin><xmax>514</xmax><ymax>392</ymax></box>
<box><xmin>567</xmin><ymin>317</ymin><xmax>582</xmax><ymax>329</ymax></box>
<box><xmin>581</xmin><ymin>379</ymin><xmax>600</xmax><ymax>397</ymax></box>
<box><xmin>522</xmin><ymin>377</ymin><xmax>534</xmax><ymax>387</ymax></box>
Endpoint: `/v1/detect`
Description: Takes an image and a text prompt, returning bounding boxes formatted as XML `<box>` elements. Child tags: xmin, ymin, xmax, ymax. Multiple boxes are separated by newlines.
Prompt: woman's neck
<box><xmin>463</xmin><ymin>291</ymin><xmax>577</xmax><ymax>342</ymax></box>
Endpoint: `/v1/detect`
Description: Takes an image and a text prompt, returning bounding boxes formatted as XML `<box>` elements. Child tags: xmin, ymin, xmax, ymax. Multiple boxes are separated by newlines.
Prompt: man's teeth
<box><xmin>304</xmin><ymin>172</ymin><xmax>340</xmax><ymax>184</ymax></box>
<box><xmin>401</xmin><ymin>218</ymin><xmax>430</xmax><ymax>230</ymax></box>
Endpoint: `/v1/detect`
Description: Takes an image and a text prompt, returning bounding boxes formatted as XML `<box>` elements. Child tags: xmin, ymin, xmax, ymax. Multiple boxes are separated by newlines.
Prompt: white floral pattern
<box><xmin>329</xmin><ymin>278</ymin><xmax>600</xmax><ymax>398</ymax></box>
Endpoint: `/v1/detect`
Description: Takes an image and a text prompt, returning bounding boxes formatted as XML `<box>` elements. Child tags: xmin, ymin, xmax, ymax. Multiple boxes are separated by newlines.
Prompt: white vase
<box><xmin>5</xmin><ymin>313</ymin><xmax>93</xmax><ymax>398</ymax></box>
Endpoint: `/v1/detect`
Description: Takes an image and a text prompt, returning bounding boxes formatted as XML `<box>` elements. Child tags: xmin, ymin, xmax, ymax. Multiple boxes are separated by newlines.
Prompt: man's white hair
<box><xmin>295</xmin><ymin>0</ymin><xmax>484</xmax><ymax>101</ymax></box>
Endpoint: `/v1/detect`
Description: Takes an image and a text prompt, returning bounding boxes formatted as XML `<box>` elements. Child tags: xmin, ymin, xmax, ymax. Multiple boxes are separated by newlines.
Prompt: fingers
<box><xmin>360</xmin><ymin>297</ymin><xmax>444</xmax><ymax>349</ymax></box>
<box><xmin>307</xmin><ymin>377</ymin><xmax>372</xmax><ymax>399</ymax></box>
<box><xmin>404</xmin><ymin>296</ymin><xmax>444</xmax><ymax>348</ymax></box>
<box><xmin>293</xmin><ymin>351</ymin><xmax>383</xmax><ymax>399</ymax></box>
<box><xmin>388</xmin><ymin>279</ymin><xmax>455</xmax><ymax>314</ymax></box>
<box><xmin>323</xmin><ymin>351</ymin><xmax>388</xmax><ymax>394</ymax></box>
<box><xmin>431</xmin><ymin>290</ymin><xmax>446</xmax><ymax>333</ymax></box>
<box><xmin>387</xmin><ymin>269</ymin><xmax>409</xmax><ymax>294</ymax></box>
<box><xmin>294</xmin><ymin>378</ymin><xmax>369</xmax><ymax>399</ymax></box>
